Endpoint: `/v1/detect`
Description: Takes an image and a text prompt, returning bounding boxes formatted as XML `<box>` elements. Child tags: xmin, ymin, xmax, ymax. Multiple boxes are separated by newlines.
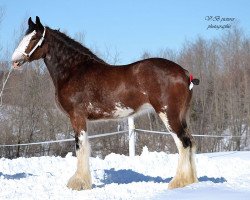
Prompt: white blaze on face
<box><xmin>12</xmin><ymin>30</ymin><xmax>36</xmax><ymax>61</ymax></box>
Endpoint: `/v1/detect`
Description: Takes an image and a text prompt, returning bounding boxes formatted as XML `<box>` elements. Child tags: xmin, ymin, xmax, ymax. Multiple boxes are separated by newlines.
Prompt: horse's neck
<box><xmin>44</xmin><ymin>30</ymin><xmax>92</xmax><ymax>89</ymax></box>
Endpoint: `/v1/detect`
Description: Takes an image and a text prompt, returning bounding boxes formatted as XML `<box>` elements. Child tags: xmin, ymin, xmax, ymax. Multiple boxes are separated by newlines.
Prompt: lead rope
<box><xmin>0</xmin><ymin>66</ymin><xmax>13</xmax><ymax>107</ymax></box>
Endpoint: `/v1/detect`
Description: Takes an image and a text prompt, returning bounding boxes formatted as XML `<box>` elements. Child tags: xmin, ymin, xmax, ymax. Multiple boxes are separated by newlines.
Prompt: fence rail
<box><xmin>0</xmin><ymin>117</ymin><xmax>242</xmax><ymax>156</ymax></box>
<box><xmin>135</xmin><ymin>128</ymin><xmax>242</xmax><ymax>138</ymax></box>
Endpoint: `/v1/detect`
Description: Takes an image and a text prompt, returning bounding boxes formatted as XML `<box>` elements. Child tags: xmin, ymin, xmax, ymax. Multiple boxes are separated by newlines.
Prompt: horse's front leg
<box><xmin>67</xmin><ymin>119</ymin><xmax>92</xmax><ymax>190</ymax></box>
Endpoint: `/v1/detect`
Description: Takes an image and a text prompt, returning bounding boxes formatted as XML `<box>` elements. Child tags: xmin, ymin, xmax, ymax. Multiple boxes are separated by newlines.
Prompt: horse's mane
<box><xmin>47</xmin><ymin>26</ymin><xmax>106</xmax><ymax>64</ymax></box>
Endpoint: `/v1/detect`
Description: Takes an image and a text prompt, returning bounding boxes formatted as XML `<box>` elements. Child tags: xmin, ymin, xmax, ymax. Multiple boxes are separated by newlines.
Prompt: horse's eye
<box><xmin>31</xmin><ymin>37</ymin><xmax>36</xmax><ymax>41</ymax></box>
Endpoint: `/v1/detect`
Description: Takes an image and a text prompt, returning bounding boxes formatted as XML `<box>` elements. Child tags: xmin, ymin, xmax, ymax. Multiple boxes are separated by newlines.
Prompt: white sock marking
<box><xmin>158</xmin><ymin>112</ymin><xmax>172</xmax><ymax>133</ymax></box>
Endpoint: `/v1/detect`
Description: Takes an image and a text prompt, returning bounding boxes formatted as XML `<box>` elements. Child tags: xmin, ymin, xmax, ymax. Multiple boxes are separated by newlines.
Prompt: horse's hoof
<box><xmin>67</xmin><ymin>174</ymin><xmax>92</xmax><ymax>191</ymax></box>
<box><xmin>168</xmin><ymin>177</ymin><xmax>198</xmax><ymax>189</ymax></box>
<box><xmin>168</xmin><ymin>178</ymin><xmax>183</xmax><ymax>189</ymax></box>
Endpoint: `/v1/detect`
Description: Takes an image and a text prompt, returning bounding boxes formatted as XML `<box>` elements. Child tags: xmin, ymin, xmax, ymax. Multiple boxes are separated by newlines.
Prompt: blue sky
<box><xmin>0</xmin><ymin>0</ymin><xmax>250</xmax><ymax>64</ymax></box>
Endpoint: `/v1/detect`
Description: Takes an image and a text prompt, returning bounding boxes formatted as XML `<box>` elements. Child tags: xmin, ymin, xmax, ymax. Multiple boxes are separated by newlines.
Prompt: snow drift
<box><xmin>0</xmin><ymin>148</ymin><xmax>250</xmax><ymax>199</ymax></box>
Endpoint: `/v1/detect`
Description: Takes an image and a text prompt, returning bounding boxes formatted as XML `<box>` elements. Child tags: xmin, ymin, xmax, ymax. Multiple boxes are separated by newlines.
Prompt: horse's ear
<box><xmin>28</xmin><ymin>17</ymin><xmax>35</xmax><ymax>28</ymax></box>
<box><xmin>35</xmin><ymin>16</ymin><xmax>44</xmax><ymax>31</ymax></box>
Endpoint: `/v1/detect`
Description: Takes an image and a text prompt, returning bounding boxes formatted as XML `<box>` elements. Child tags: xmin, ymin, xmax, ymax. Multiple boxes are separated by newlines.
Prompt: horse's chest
<box><xmin>55</xmin><ymin>95</ymin><xmax>69</xmax><ymax>116</ymax></box>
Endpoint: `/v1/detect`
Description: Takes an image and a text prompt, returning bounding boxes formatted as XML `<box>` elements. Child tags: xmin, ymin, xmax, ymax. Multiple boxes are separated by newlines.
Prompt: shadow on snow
<box><xmin>94</xmin><ymin>168</ymin><xmax>227</xmax><ymax>188</ymax></box>
<box><xmin>198</xmin><ymin>176</ymin><xmax>227</xmax><ymax>183</ymax></box>
<box><xmin>0</xmin><ymin>172</ymin><xmax>35</xmax><ymax>180</ymax></box>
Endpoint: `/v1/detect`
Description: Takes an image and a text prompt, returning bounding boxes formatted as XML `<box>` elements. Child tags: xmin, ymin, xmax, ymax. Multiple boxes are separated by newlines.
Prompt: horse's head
<box><xmin>12</xmin><ymin>16</ymin><xmax>47</xmax><ymax>69</ymax></box>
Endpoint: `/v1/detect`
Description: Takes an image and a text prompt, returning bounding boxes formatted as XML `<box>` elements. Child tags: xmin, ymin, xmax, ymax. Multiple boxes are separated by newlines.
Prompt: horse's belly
<box><xmin>87</xmin><ymin>102</ymin><xmax>135</xmax><ymax>119</ymax></box>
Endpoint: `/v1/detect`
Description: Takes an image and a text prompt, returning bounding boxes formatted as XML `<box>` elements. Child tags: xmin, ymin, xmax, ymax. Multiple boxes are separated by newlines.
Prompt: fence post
<box><xmin>128</xmin><ymin>116</ymin><xmax>135</xmax><ymax>157</ymax></box>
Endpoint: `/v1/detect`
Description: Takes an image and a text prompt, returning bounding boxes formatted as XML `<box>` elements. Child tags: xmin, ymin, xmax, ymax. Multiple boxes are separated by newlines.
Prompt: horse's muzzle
<box><xmin>12</xmin><ymin>59</ymin><xmax>26</xmax><ymax>69</ymax></box>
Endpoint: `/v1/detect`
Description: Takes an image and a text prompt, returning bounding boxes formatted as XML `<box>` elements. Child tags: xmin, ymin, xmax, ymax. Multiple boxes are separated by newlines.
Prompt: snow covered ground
<box><xmin>0</xmin><ymin>148</ymin><xmax>250</xmax><ymax>200</ymax></box>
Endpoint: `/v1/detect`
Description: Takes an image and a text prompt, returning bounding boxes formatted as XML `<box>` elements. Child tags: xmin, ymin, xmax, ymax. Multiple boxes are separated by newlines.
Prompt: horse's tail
<box><xmin>188</xmin><ymin>73</ymin><xmax>200</xmax><ymax>90</ymax></box>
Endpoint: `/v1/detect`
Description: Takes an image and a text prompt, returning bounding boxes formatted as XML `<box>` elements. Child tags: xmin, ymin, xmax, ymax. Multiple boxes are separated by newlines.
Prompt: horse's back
<box><xmin>128</xmin><ymin>57</ymin><xmax>190</xmax><ymax>97</ymax></box>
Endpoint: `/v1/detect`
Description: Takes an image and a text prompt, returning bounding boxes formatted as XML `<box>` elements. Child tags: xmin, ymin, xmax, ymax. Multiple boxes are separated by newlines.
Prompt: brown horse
<box><xmin>11</xmin><ymin>16</ymin><xmax>199</xmax><ymax>190</ymax></box>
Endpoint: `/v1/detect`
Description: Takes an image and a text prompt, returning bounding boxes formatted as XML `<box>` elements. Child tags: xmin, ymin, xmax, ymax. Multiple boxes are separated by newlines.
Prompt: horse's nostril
<box><xmin>12</xmin><ymin>61</ymin><xmax>20</xmax><ymax>68</ymax></box>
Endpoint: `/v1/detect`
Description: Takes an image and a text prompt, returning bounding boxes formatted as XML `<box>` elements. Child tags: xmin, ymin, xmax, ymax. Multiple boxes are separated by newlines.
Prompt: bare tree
<box><xmin>1</xmin><ymin>20</ymin><xmax>249</xmax><ymax>158</ymax></box>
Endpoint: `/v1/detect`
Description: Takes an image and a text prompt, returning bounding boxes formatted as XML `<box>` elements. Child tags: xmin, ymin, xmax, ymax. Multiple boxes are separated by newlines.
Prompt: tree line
<box><xmin>0</xmin><ymin>11</ymin><xmax>249</xmax><ymax>158</ymax></box>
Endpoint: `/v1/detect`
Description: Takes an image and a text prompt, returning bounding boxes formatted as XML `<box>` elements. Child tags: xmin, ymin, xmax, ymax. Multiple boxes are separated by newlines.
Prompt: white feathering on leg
<box><xmin>158</xmin><ymin>112</ymin><xmax>198</xmax><ymax>189</ymax></box>
<box><xmin>67</xmin><ymin>130</ymin><xmax>92</xmax><ymax>190</ymax></box>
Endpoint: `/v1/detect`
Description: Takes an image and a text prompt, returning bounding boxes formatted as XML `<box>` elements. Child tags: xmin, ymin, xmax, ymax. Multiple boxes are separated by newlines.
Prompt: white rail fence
<box><xmin>0</xmin><ymin>116</ymin><xmax>241</xmax><ymax>156</ymax></box>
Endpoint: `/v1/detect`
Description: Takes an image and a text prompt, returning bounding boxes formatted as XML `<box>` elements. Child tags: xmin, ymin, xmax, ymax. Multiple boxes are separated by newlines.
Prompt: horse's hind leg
<box><xmin>67</xmin><ymin>130</ymin><xmax>92</xmax><ymax>190</ymax></box>
<box><xmin>158</xmin><ymin>112</ymin><xmax>198</xmax><ymax>189</ymax></box>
